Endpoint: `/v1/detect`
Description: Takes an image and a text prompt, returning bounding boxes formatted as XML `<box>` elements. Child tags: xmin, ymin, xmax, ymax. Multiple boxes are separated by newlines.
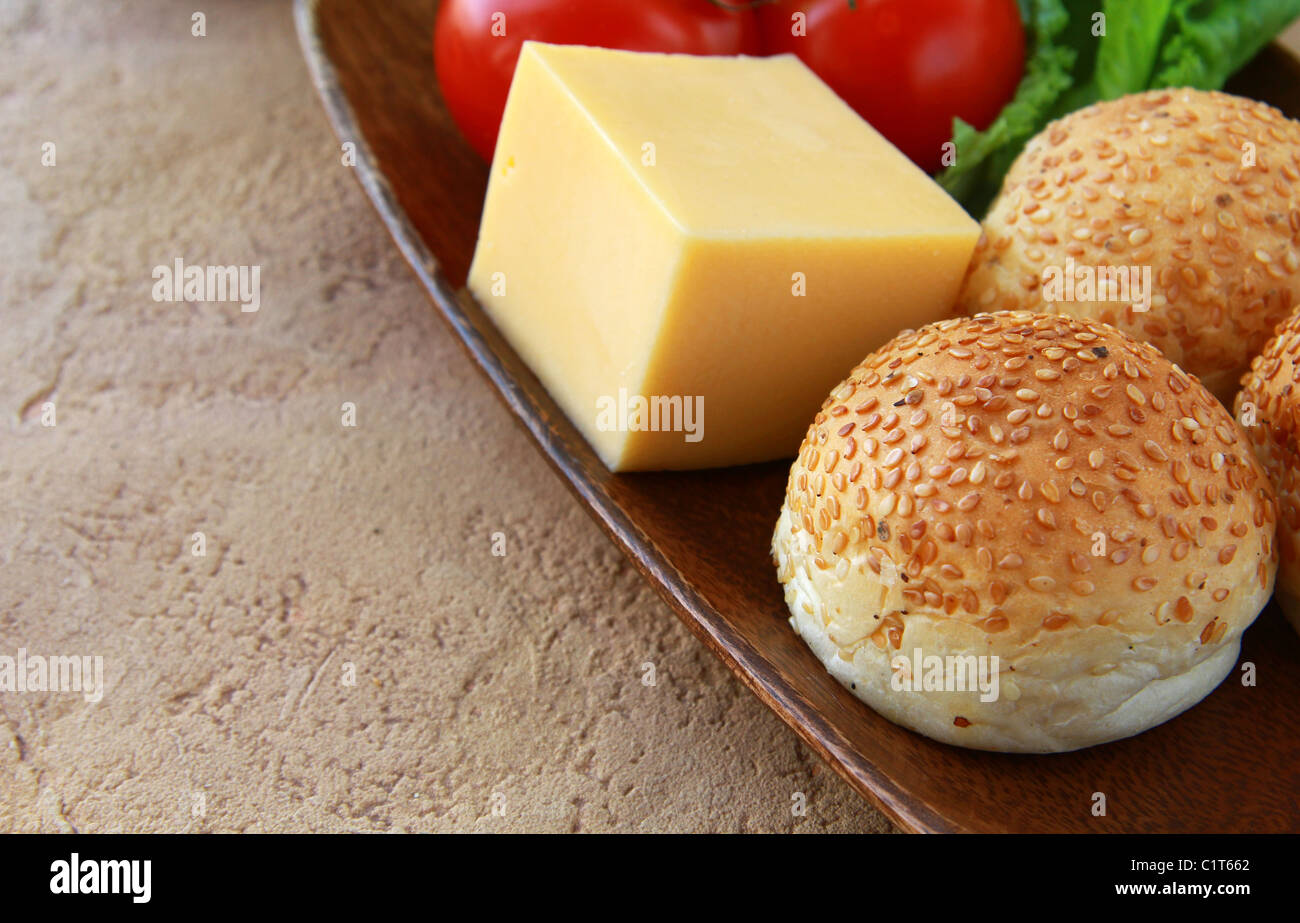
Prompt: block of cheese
<box><xmin>468</xmin><ymin>42</ymin><xmax>979</xmax><ymax>471</ymax></box>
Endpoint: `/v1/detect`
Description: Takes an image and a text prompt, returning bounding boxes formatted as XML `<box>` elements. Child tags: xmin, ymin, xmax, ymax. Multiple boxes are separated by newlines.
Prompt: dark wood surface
<box><xmin>295</xmin><ymin>0</ymin><xmax>1300</xmax><ymax>832</ymax></box>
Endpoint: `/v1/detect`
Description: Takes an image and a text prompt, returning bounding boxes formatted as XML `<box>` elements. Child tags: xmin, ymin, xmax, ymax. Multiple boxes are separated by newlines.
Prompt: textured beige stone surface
<box><xmin>0</xmin><ymin>0</ymin><xmax>891</xmax><ymax>833</ymax></box>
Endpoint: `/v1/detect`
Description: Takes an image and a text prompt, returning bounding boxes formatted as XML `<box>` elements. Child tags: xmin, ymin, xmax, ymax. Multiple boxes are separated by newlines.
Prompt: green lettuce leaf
<box><xmin>1154</xmin><ymin>0</ymin><xmax>1300</xmax><ymax>88</ymax></box>
<box><xmin>1093</xmin><ymin>0</ymin><xmax>1174</xmax><ymax>98</ymax></box>
<box><xmin>936</xmin><ymin>0</ymin><xmax>1300</xmax><ymax>219</ymax></box>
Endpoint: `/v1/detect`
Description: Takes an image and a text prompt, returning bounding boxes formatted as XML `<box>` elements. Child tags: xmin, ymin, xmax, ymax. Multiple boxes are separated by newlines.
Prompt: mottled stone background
<box><xmin>0</xmin><ymin>0</ymin><xmax>892</xmax><ymax>832</ymax></box>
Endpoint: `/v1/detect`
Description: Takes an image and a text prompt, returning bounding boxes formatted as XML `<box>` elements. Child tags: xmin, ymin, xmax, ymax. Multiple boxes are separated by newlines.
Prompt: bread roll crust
<box><xmin>957</xmin><ymin>88</ymin><xmax>1300</xmax><ymax>404</ymax></box>
<box><xmin>1236</xmin><ymin>308</ymin><xmax>1300</xmax><ymax>636</ymax></box>
<box><xmin>774</xmin><ymin>312</ymin><xmax>1278</xmax><ymax>752</ymax></box>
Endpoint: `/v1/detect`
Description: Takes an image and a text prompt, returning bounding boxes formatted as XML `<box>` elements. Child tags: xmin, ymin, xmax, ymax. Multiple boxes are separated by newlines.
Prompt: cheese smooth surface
<box><xmin>468</xmin><ymin>42</ymin><xmax>980</xmax><ymax>471</ymax></box>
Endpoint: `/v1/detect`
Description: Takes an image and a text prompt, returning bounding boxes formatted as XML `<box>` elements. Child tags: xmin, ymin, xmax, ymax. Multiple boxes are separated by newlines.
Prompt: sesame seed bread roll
<box><xmin>773</xmin><ymin>312</ymin><xmax>1278</xmax><ymax>753</ymax></box>
<box><xmin>1236</xmin><ymin>309</ymin><xmax>1300</xmax><ymax>635</ymax></box>
<box><xmin>957</xmin><ymin>89</ymin><xmax>1300</xmax><ymax>405</ymax></box>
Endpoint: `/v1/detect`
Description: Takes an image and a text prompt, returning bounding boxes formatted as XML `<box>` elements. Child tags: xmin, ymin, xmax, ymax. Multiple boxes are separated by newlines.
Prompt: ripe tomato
<box><xmin>758</xmin><ymin>0</ymin><xmax>1024</xmax><ymax>173</ymax></box>
<box><xmin>435</xmin><ymin>0</ymin><xmax>762</xmax><ymax>160</ymax></box>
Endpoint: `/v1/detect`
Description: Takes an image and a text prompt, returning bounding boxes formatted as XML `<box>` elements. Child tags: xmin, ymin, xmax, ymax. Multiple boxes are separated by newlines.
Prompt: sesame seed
<box><xmin>981</xmin><ymin>615</ymin><xmax>1009</xmax><ymax>633</ymax></box>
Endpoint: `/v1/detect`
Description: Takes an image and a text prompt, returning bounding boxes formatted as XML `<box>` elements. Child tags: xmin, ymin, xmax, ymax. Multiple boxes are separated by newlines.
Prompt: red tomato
<box><xmin>759</xmin><ymin>0</ymin><xmax>1024</xmax><ymax>172</ymax></box>
<box><xmin>435</xmin><ymin>0</ymin><xmax>762</xmax><ymax>160</ymax></box>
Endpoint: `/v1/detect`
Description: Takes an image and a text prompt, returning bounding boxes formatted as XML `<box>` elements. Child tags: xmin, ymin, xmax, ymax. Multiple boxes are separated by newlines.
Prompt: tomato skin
<box><xmin>758</xmin><ymin>0</ymin><xmax>1024</xmax><ymax>173</ymax></box>
<box><xmin>435</xmin><ymin>0</ymin><xmax>762</xmax><ymax>160</ymax></box>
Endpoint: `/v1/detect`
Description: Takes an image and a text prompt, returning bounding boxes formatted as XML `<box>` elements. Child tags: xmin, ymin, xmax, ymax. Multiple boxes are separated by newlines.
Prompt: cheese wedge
<box><xmin>468</xmin><ymin>42</ymin><xmax>979</xmax><ymax>471</ymax></box>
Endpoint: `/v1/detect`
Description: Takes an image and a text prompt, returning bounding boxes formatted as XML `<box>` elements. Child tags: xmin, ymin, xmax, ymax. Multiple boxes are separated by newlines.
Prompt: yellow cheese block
<box><xmin>468</xmin><ymin>42</ymin><xmax>980</xmax><ymax>471</ymax></box>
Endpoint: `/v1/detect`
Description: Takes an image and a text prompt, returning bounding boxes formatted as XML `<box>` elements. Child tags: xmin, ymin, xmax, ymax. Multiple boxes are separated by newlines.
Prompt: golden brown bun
<box><xmin>773</xmin><ymin>312</ymin><xmax>1277</xmax><ymax>752</ymax></box>
<box><xmin>1236</xmin><ymin>308</ymin><xmax>1300</xmax><ymax>636</ymax></box>
<box><xmin>957</xmin><ymin>88</ymin><xmax>1300</xmax><ymax>404</ymax></box>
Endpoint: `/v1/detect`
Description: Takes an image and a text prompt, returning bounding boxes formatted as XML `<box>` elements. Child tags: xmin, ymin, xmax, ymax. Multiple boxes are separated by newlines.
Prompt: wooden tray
<box><xmin>295</xmin><ymin>0</ymin><xmax>1300</xmax><ymax>832</ymax></box>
